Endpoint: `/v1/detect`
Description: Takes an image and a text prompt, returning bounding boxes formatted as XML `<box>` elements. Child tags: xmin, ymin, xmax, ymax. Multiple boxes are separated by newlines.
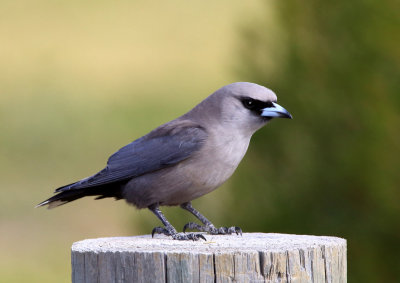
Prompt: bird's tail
<box><xmin>36</xmin><ymin>183</ymin><xmax>124</xmax><ymax>209</ymax></box>
<box><xmin>36</xmin><ymin>189</ymin><xmax>88</xmax><ymax>209</ymax></box>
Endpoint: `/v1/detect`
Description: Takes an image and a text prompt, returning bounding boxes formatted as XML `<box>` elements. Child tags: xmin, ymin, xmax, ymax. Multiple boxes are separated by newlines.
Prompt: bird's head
<box><xmin>211</xmin><ymin>82</ymin><xmax>292</xmax><ymax>135</ymax></box>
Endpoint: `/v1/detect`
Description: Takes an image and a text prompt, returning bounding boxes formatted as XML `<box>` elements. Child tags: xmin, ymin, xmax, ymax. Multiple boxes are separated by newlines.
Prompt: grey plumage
<box><xmin>37</xmin><ymin>82</ymin><xmax>292</xmax><ymax>240</ymax></box>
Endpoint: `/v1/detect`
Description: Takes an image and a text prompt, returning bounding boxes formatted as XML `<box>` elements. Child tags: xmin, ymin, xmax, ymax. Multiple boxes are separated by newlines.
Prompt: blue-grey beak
<box><xmin>261</xmin><ymin>102</ymin><xmax>292</xmax><ymax>119</ymax></box>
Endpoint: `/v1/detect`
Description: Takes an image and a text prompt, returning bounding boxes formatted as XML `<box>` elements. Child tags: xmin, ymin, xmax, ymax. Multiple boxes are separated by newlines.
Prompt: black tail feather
<box><xmin>36</xmin><ymin>183</ymin><xmax>124</xmax><ymax>209</ymax></box>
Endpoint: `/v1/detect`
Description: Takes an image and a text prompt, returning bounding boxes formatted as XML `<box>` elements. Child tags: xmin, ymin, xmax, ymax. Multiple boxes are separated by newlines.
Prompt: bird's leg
<box><xmin>148</xmin><ymin>204</ymin><xmax>206</xmax><ymax>241</ymax></box>
<box><xmin>181</xmin><ymin>202</ymin><xmax>242</xmax><ymax>235</ymax></box>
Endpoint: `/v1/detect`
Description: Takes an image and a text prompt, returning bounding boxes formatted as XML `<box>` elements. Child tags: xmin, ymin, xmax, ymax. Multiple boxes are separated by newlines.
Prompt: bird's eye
<box><xmin>243</xmin><ymin>98</ymin><xmax>255</xmax><ymax>109</ymax></box>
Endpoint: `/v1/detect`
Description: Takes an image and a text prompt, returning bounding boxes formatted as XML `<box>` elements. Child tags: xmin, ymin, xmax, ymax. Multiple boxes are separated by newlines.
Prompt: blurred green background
<box><xmin>1</xmin><ymin>0</ymin><xmax>399</xmax><ymax>282</ymax></box>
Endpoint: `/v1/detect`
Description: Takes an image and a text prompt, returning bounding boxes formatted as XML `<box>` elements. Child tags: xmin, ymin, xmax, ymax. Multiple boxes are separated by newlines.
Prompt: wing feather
<box><xmin>56</xmin><ymin>121</ymin><xmax>207</xmax><ymax>192</ymax></box>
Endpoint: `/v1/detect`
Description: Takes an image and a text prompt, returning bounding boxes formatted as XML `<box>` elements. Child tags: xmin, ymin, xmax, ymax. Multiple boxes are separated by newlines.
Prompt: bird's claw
<box><xmin>172</xmin><ymin>232</ymin><xmax>206</xmax><ymax>241</ymax></box>
<box><xmin>183</xmin><ymin>222</ymin><xmax>242</xmax><ymax>235</ymax></box>
<box><xmin>152</xmin><ymin>226</ymin><xmax>206</xmax><ymax>241</ymax></box>
<box><xmin>151</xmin><ymin>226</ymin><xmax>170</xmax><ymax>238</ymax></box>
<box><xmin>218</xmin><ymin>226</ymin><xmax>242</xmax><ymax>236</ymax></box>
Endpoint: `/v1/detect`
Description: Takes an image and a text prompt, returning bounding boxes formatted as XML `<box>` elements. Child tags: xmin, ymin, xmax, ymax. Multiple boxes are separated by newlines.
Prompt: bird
<box><xmin>37</xmin><ymin>82</ymin><xmax>292</xmax><ymax>241</ymax></box>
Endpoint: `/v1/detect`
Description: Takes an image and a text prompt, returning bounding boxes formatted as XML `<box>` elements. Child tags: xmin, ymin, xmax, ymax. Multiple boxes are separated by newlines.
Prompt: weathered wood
<box><xmin>71</xmin><ymin>233</ymin><xmax>346</xmax><ymax>283</ymax></box>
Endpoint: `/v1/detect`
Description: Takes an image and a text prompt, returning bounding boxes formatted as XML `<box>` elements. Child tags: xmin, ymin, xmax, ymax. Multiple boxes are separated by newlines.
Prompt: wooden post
<box><xmin>71</xmin><ymin>233</ymin><xmax>346</xmax><ymax>283</ymax></box>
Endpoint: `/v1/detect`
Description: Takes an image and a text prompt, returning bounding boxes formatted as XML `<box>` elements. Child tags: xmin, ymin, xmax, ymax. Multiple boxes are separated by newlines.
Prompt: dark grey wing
<box><xmin>56</xmin><ymin>122</ymin><xmax>207</xmax><ymax>192</ymax></box>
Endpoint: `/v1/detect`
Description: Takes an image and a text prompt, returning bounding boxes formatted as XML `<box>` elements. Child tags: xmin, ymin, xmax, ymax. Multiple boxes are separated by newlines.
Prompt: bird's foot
<box><xmin>151</xmin><ymin>226</ymin><xmax>171</xmax><ymax>237</ymax></box>
<box><xmin>172</xmin><ymin>232</ymin><xmax>206</xmax><ymax>241</ymax></box>
<box><xmin>183</xmin><ymin>222</ymin><xmax>242</xmax><ymax>235</ymax></box>
<box><xmin>151</xmin><ymin>226</ymin><xmax>206</xmax><ymax>241</ymax></box>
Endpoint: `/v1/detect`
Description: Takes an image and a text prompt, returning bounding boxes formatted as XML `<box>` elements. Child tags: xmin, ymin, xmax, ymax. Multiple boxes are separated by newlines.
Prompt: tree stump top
<box><xmin>72</xmin><ymin>233</ymin><xmax>347</xmax><ymax>282</ymax></box>
<box><xmin>72</xmin><ymin>233</ymin><xmax>345</xmax><ymax>254</ymax></box>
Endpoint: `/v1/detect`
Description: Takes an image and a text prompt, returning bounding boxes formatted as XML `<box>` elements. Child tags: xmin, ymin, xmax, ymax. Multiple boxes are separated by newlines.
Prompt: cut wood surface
<box><xmin>71</xmin><ymin>233</ymin><xmax>346</xmax><ymax>283</ymax></box>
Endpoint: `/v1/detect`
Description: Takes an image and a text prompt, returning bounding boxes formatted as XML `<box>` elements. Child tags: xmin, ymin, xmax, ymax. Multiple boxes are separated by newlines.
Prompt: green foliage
<box><xmin>232</xmin><ymin>0</ymin><xmax>400</xmax><ymax>281</ymax></box>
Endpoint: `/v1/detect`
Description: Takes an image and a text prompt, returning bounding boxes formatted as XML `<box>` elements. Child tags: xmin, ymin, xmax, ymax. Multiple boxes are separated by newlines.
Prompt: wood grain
<box><xmin>71</xmin><ymin>233</ymin><xmax>346</xmax><ymax>283</ymax></box>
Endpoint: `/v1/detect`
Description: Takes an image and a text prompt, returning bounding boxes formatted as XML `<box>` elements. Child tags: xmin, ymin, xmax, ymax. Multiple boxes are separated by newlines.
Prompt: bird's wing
<box><xmin>56</xmin><ymin>121</ymin><xmax>207</xmax><ymax>192</ymax></box>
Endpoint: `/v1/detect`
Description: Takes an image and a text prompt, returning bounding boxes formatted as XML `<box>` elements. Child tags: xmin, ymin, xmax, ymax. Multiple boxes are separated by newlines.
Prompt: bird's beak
<box><xmin>261</xmin><ymin>102</ymin><xmax>292</xmax><ymax>119</ymax></box>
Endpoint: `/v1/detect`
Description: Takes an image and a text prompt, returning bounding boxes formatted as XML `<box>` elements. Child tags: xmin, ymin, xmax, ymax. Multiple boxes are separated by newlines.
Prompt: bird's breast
<box><xmin>186</xmin><ymin>133</ymin><xmax>251</xmax><ymax>191</ymax></box>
